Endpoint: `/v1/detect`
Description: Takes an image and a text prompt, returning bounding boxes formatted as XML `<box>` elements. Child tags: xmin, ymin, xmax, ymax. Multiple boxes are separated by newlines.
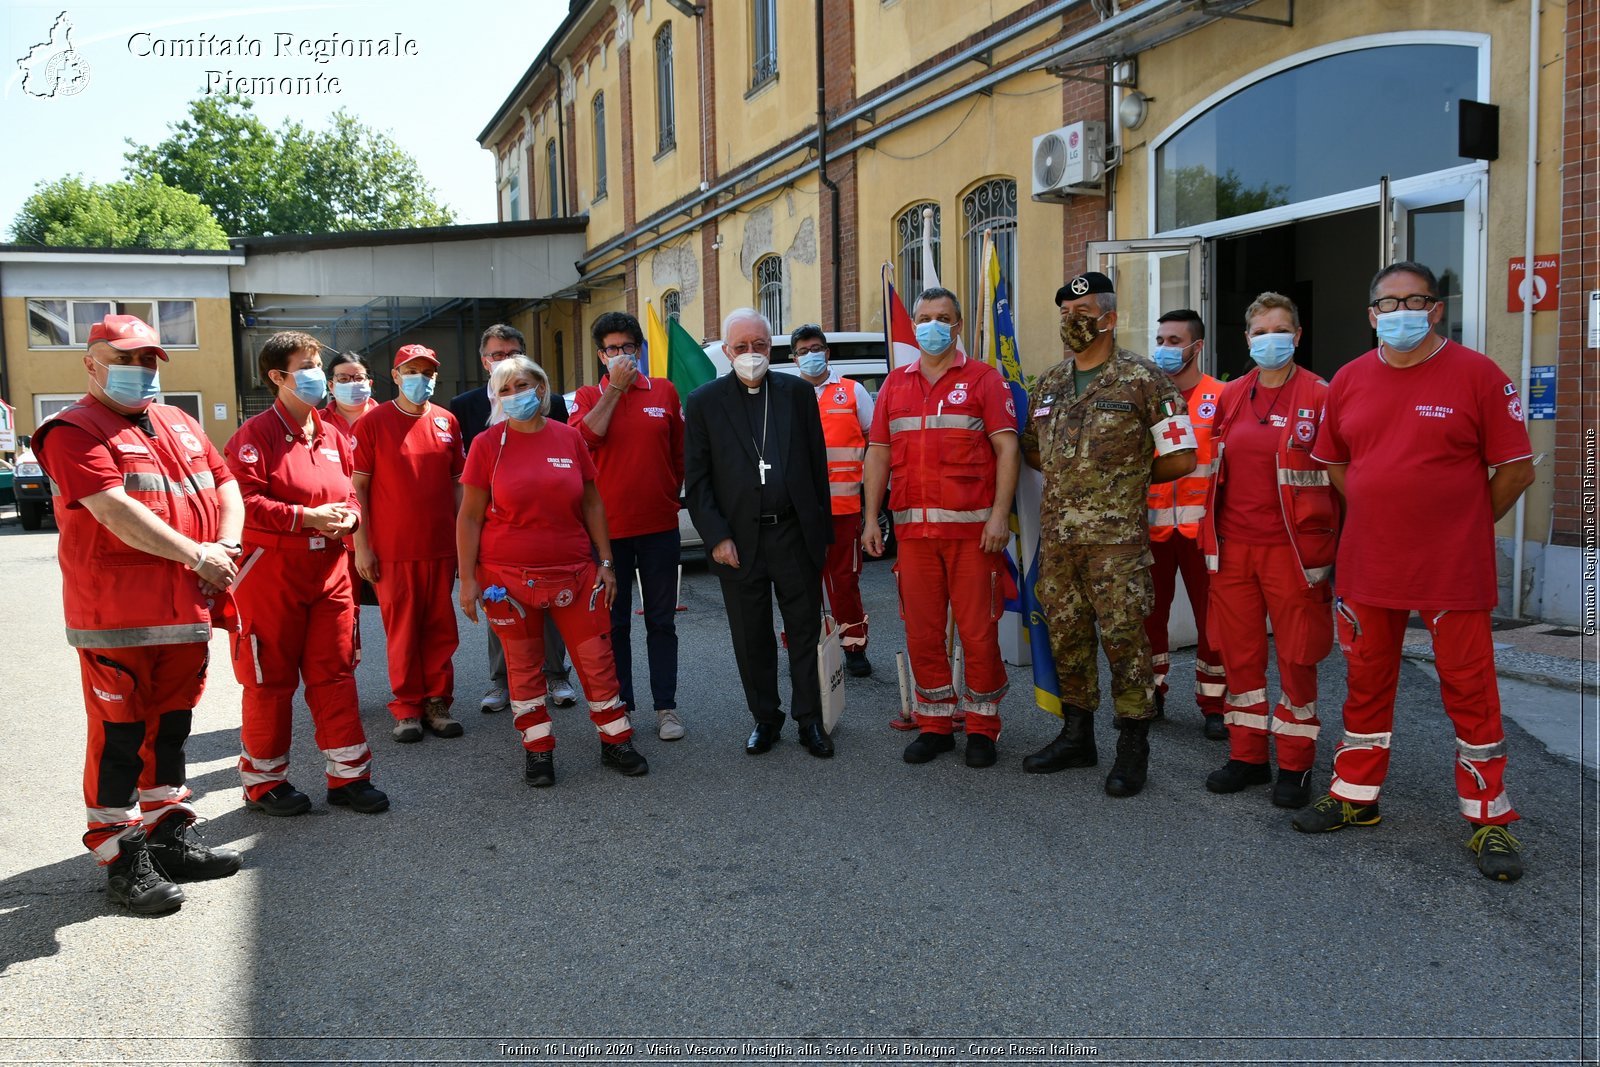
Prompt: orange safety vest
<box><xmin>1199</xmin><ymin>367</ymin><xmax>1339</xmax><ymax>586</ymax></box>
<box><xmin>1148</xmin><ymin>372</ymin><xmax>1222</xmax><ymax>541</ymax></box>
<box><xmin>34</xmin><ymin>398</ymin><xmax>226</xmax><ymax>648</ymax></box>
<box><xmin>817</xmin><ymin>377</ymin><xmax>866</xmax><ymax>515</ymax></box>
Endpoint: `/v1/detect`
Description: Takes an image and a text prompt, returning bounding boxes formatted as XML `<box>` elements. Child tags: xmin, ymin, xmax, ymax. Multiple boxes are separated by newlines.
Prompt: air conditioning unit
<box><xmin>1032</xmin><ymin>121</ymin><xmax>1107</xmax><ymax>201</ymax></box>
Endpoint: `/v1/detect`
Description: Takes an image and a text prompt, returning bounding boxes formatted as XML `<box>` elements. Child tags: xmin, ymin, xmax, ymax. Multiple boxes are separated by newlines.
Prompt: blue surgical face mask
<box><xmin>1374</xmin><ymin>308</ymin><xmax>1432</xmax><ymax>352</ymax></box>
<box><xmin>333</xmin><ymin>380</ymin><xmax>371</xmax><ymax>407</ymax></box>
<box><xmin>286</xmin><ymin>367</ymin><xmax>327</xmax><ymax>406</ymax></box>
<box><xmin>607</xmin><ymin>354</ymin><xmax>637</xmax><ymax>377</ymax></box>
<box><xmin>797</xmin><ymin>352</ymin><xmax>829</xmax><ymax>378</ymax></box>
<box><xmin>1152</xmin><ymin>344</ymin><xmax>1189</xmax><ymax>373</ymax></box>
<box><xmin>97</xmin><ymin>361</ymin><xmax>160</xmax><ymax>409</ymax></box>
<box><xmin>1249</xmin><ymin>332</ymin><xmax>1297</xmax><ymax>370</ymax></box>
<box><xmin>399</xmin><ymin>373</ymin><xmax>436</xmax><ymax>405</ymax></box>
<box><xmin>501</xmin><ymin>388</ymin><xmax>543</xmax><ymax>422</ymax></box>
<box><xmin>915</xmin><ymin>320</ymin><xmax>954</xmax><ymax>356</ymax></box>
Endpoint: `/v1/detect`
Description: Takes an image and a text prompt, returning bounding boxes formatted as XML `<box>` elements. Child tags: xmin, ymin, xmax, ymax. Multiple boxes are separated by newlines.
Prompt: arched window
<box><xmin>755</xmin><ymin>255</ymin><xmax>784</xmax><ymax>334</ymax></box>
<box><xmin>1155</xmin><ymin>43</ymin><xmax>1479</xmax><ymax>232</ymax></box>
<box><xmin>655</xmin><ymin>25</ymin><xmax>676</xmax><ymax>154</ymax></box>
<box><xmin>894</xmin><ymin>202</ymin><xmax>941</xmax><ymax>300</ymax></box>
<box><xmin>592</xmin><ymin>92</ymin><xmax>607</xmax><ymax>200</ymax></box>
<box><xmin>962</xmin><ymin>178</ymin><xmax>1017</xmax><ymax>342</ymax></box>
<box><xmin>546</xmin><ymin>139</ymin><xmax>560</xmax><ymax>217</ymax></box>
<box><xmin>662</xmin><ymin>289</ymin><xmax>682</xmax><ymax>324</ymax></box>
<box><xmin>507</xmin><ymin>174</ymin><xmax>521</xmax><ymax>221</ymax></box>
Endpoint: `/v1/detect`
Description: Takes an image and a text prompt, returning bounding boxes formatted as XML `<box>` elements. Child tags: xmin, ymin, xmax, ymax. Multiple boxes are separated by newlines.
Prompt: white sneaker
<box><xmin>547</xmin><ymin>679</ymin><xmax>578</xmax><ymax>708</ymax></box>
<box><xmin>657</xmin><ymin>708</ymin><xmax>686</xmax><ymax>741</ymax></box>
<box><xmin>480</xmin><ymin>686</ymin><xmax>509</xmax><ymax>713</ymax></box>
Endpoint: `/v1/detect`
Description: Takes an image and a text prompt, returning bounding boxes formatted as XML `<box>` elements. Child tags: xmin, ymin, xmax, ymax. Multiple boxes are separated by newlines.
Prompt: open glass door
<box><xmin>1391</xmin><ymin>172</ymin><xmax>1485</xmax><ymax>351</ymax></box>
<box><xmin>1086</xmin><ymin>238</ymin><xmax>1209</xmax><ymax>371</ymax></box>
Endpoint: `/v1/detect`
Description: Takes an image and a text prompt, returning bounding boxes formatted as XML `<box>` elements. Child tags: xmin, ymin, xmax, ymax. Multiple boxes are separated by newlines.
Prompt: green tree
<box><xmin>124</xmin><ymin>95</ymin><xmax>455</xmax><ymax>236</ymax></box>
<box><xmin>9</xmin><ymin>175</ymin><xmax>230</xmax><ymax>249</ymax></box>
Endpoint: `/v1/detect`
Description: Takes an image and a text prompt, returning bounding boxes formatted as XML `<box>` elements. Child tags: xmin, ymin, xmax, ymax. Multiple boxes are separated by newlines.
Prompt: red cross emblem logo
<box><xmin>1161</xmin><ymin>420</ymin><xmax>1187</xmax><ymax>445</ymax></box>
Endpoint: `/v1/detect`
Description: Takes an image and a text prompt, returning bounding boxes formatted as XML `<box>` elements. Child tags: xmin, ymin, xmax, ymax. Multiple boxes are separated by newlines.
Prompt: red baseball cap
<box><xmin>87</xmin><ymin>314</ymin><xmax>168</xmax><ymax>361</ymax></box>
<box><xmin>393</xmin><ymin>344</ymin><xmax>439</xmax><ymax>371</ymax></box>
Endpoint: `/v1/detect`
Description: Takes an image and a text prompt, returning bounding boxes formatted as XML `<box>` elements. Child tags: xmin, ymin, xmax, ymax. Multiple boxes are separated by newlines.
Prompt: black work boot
<box><xmin>145</xmin><ymin>816</ymin><xmax>243</xmax><ymax>881</ymax></box>
<box><xmin>525</xmin><ymin>749</ymin><xmax>555</xmax><ymax>787</ymax></box>
<box><xmin>1021</xmin><ymin>705</ymin><xmax>1097</xmax><ymax>773</ymax></box>
<box><xmin>105</xmin><ymin>829</ymin><xmax>186</xmax><ymax>916</ymax></box>
<box><xmin>601</xmin><ymin>739</ymin><xmax>650</xmax><ymax>776</ymax></box>
<box><xmin>1104</xmin><ymin>716</ymin><xmax>1151</xmax><ymax>797</ymax></box>
<box><xmin>1205</xmin><ymin>759</ymin><xmax>1272</xmax><ymax>794</ymax></box>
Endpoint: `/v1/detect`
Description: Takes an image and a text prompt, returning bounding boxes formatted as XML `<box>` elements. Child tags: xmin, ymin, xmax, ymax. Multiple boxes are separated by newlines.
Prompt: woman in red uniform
<box><xmin>322</xmin><ymin>352</ymin><xmax>378</xmax><ymax>449</ymax></box>
<box><xmin>1198</xmin><ymin>293</ymin><xmax>1339</xmax><ymax>809</ymax></box>
<box><xmin>456</xmin><ymin>355</ymin><xmax>648</xmax><ymax>787</ymax></box>
<box><xmin>225</xmin><ymin>330</ymin><xmax>388</xmax><ymax>817</ymax></box>
<box><xmin>322</xmin><ymin>351</ymin><xmax>379</xmax><ymax>611</ymax></box>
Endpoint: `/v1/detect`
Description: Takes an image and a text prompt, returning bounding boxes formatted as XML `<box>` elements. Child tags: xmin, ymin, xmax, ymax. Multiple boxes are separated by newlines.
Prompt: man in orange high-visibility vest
<box><xmin>1144</xmin><ymin>309</ymin><xmax>1227</xmax><ymax>740</ymax></box>
<box><xmin>792</xmin><ymin>324</ymin><xmax>875</xmax><ymax>677</ymax></box>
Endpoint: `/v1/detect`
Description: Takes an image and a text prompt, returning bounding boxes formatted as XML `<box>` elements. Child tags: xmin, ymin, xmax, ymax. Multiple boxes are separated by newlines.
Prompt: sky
<box><xmin>0</xmin><ymin>2</ymin><xmax>569</xmax><ymax>235</ymax></box>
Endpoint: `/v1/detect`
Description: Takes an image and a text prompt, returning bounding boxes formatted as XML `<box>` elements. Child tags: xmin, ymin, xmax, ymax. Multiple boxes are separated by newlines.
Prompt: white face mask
<box><xmin>733</xmin><ymin>353</ymin><xmax>769</xmax><ymax>382</ymax></box>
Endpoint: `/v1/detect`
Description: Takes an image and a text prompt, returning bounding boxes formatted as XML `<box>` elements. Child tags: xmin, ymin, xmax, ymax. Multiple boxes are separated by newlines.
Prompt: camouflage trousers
<box><xmin>1035</xmin><ymin>542</ymin><xmax>1155</xmax><ymax>720</ymax></box>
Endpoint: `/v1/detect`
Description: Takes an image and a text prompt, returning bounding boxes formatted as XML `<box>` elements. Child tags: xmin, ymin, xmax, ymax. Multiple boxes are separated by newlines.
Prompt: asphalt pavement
<box><xmin>0</xmin><ymin>520</ymin><xmax>1595</xmax><ymax>1066</ymax></box>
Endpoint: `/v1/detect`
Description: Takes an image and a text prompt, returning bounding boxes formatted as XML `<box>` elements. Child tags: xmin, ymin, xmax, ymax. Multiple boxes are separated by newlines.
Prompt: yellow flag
<box><xmin>644</xmin><ymin>301</ymin><xmax>669</xmax><ymax>379</ymax></box>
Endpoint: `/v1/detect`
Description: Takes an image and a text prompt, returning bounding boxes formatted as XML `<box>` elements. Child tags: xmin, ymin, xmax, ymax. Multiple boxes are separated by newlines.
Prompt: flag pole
<box><xmin>881</xmin><ymin>262</ymin><xmax>895</xmax><ymax>369</ymax></box>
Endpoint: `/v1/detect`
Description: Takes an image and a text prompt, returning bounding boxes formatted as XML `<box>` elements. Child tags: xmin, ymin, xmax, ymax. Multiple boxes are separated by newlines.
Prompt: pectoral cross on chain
<box><xmin>758</xmin><ymin>458</ymin><xmax>773</xmax><ymax>485</ymax></box>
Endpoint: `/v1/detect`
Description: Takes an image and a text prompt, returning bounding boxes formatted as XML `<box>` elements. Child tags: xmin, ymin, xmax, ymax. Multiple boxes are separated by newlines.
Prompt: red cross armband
<box><xmin>1151</xmin><ymin>414</ymin><xmax>1197</xmax><ymax>456</ymax></box>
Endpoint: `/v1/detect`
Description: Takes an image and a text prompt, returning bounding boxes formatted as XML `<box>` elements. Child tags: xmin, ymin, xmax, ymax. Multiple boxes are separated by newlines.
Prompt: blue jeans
<box><xmin>609</xmin><ymin>528</ymin><xmax>680</xmax><ymax>712</ymax></box>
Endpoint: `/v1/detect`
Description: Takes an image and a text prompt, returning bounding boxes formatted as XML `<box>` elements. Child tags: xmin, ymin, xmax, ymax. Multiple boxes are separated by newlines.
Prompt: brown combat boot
<box><xmin>422</xmin><ymin>697</ymin><xmax>463</xmax><ymax>738</ymax></box>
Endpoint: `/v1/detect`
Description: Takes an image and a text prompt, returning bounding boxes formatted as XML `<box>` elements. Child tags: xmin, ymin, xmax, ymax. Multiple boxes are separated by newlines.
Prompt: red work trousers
<box><xmin>823</xmin><ymin>511</ymin><xmax>869</xmax><ymax>651</ymax></box>
<box><xmin>1331</xmin><ymin>600</ymin><xmax>1516</xmax><ymax>825</ymax></box>
<box><xmin>231</xmin><ymin>540</ymin><xmax>371</xmax><ymax>799</ymax></box>
<box><xmin>1207</xmin><ymin>540</ymin><xmax>1331</xmax><ymax>771</ymax></box>
<box><xmin>77</xmin><ymin>641</ymin><xmax>207</xmax><ymax>862</ymax></box>
<box><xmin>374</xmin><ymin>556</ymin><xmax>459</xmax><ymax>720</ymax></box>
<box><xmin>478</xmin><ymin>561</ymin><xmax>633</xmax><ymax>752</ymax></box>
<box><xmin>894</xmin><ymin>537</ymin><xmax>1008</xmax><ymax>739</ymax></box>
<box><xmin>1145</xmin><ymin>533</ymin><xmax>1225</xmax><ymax>713</ymax></box>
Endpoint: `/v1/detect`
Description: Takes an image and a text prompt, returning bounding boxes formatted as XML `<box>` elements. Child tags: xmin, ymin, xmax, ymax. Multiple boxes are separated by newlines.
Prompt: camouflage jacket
<box><xmin>1021</xmin><ymin>346</ymin><xmax>1190</xmax><ymax>546</ymax></box>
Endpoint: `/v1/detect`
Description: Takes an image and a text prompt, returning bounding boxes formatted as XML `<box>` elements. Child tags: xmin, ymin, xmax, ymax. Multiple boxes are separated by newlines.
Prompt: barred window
<box><xmin>662</xmin><ymin>289</ymin><xmax>681</xmax><ymax>324</ymax></box>
<box><xmin>751</xmin><ymin>0</ymin><xmax>778</xmax><ymax>88</ymax></box>
<box><xmin>962</xmin><ymin>178</ymin><xmax>1018</xmax><ymax>346</ymax></box>
<box><xmin>755</xmin><ymin>255</ymin><xmax>784</xmax><ymax>335</ymax></box>
<box><xmin>894</xmin><ymin>202</ymin><xmax>941</xmax><ymax>301</ymax></box>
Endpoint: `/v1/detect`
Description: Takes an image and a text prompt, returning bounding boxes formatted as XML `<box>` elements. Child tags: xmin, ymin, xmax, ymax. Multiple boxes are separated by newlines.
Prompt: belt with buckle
<box><xmin>757</xmin><ymin>507</ymin><xmax>795</xmax><ymax>527</ymax></box>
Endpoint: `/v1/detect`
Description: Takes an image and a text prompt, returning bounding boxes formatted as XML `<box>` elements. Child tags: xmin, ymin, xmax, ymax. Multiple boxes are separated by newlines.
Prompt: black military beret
<box><xmin>1056</xmin><ymin>271</ymin><xmax>1115</xmax><ymax>305</ymax></box>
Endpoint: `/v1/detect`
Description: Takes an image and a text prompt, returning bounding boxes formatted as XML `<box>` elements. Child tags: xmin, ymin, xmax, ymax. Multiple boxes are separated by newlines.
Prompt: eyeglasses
<box><xmin>793</xmin><ymin>345</ymin><xmax>827</xmax><ymax>357</ymax></box>
<box><xmin>1369</xmin><ymin>295</ymin><xmax>1437</xmax><ymax>313</ymax></box>
<box><xmin>333</xmin><ymin>372</ymin><xmax>368</xmax><ymax>383</ymax></box>
<box><xmin>727</xmin><ymin>340</ymin><xmax>770</xmax><ymax>355</ymax></box>
<box><xmin>484</xmin><ymin>350</ymin><xmax>524</xmax><ymax>362</ymax></box>
<box><xmin>600</xmin><ymin>343</ymin><xmax>641</xmax><ymax>357</ymax></box>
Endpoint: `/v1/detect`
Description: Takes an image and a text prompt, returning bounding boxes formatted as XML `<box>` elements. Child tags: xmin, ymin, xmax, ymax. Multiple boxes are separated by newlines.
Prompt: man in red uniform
<box><xmin>227</xmin><ymin>330</ymin><xmax>388</xmax><ymax>817</ymax></box>
<box><xmin>793</xmin><ymin>323</ymin><xmax>874</xmax><ymax>677</ymax></box>
<box><xmin>1145</xmin><ymin>309</ymin><xmax>1227</xmax><ymax>739</ymax></box>
<box><xmin>1302</xmin><ymin>261</ymin><xmax>1535</xmax><ymax>882</ymax></box>
<box><xmin>570</xmin><ymin>311</ymin><xmax>687</xmax><ymax>742</ymax></box>
<box><xmin>862</xmin><ymin>287</ymin><xmax>1021</xmax><ymax>768</ymax></box>
<box><xmin>353</xmin><ymin>344</ymin><xmax>465</xmax><ymax>743</ymax></box>
<box><xmin>33</xmin><ymin>313</ymin><xmax>244</xmax><ymax>915</ymax></box>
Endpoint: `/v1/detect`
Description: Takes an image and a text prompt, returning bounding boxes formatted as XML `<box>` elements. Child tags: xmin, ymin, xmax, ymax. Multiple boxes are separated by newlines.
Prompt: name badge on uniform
<box><xmin>1094</xmin><ymin>400</ymin><xmax>1135</xmax><ymax>412</ymax></box>
<box><xmin>320</xmin><ymin>449</ymin><xmax>341</xmax><ymax>461</ymax></box>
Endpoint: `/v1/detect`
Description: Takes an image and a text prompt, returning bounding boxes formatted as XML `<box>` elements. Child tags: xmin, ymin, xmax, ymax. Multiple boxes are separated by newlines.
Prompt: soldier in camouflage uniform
<box><xmin>1020</xmin><ymin>271</ymin><xmax>1197</xmax><ymax>797</ymax></box>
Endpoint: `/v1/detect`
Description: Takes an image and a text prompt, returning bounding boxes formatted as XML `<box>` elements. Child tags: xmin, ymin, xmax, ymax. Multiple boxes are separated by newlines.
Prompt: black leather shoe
<box><xmin>965</xmin><ymin>734</ymin><xmax>997</xmax><ymax>768</ymax></box>
<box><xmin>244</xmin><ymin>782</ymin><xmax>312</xmax><ymax>818</ymax></box>
<box><xmin>327</xmin><ymin>779</ymin><xmax>390</xmax><ymax>814</ymax></box>
<box><xmin>145</xmin><ymin>816</ymin><xmax>242</xmax><ymax>881</ymax></box>
<box><xmin>844</xmin><ymin>650</ymin><xmax>872</xmax><ymax>677</ymax></box>
<box><xmin>1153</xmin><ymin>690</ymin><xmax>1167</xmax><ymax>719</ymax></box>
<box><xmin>1203</xmin><ymin>713</ymin><xmax>1228</xmax><ymax>741</ymax></box>
<box><xmin>797</xmin><ymin>720</ymin><xmax>835</xmax><ymax>758</ymax></box>
<box><xmin>1206</xmin><ymin>759</ymin><xmax>1272</xmax><ymax>794</ymax></box>
<box><xmin>1272</xmin><ymin>767</ymin><xmax>1313</xmax><ymax>809</ymax></box>
<box><xmin>746</xmin><ymin>721</ymin><xmax>781</xmax><ymax>755</ymax></box>
<box><xmin>524</xmin><ymin>749</ymin><xmax>555</xmax><ymax>787</ymax></box>
<box><xmin>903</xmin><ymin>730</ymin><xmax>955</xmax><ymax>764</ymax></box>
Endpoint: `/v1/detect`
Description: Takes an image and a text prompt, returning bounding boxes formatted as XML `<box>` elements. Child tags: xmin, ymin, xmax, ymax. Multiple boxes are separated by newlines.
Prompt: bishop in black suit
<box><xmin>684</xmin><ymin>308</ymin><xmax>835</xmax><ymax>758</ymax></box>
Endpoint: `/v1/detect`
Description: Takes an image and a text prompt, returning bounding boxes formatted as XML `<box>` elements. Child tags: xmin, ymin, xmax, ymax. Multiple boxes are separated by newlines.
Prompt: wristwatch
<box><xmin>598</xmin><ymin>559</ymin><xmax>615</xmax><ymax>570</ymax></box>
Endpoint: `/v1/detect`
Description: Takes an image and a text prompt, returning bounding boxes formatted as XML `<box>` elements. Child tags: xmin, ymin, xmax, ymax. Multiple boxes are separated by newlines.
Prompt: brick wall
<box><xmin>819</xmin><ymin>0</ymin><xmax>858</xmax><ymax>330</ymax></box>
<box><xmin>1553</xmin><ymin>0</ymin><xmax>1598</xmax><ymax>546</ymax></box>
<box><xmin>618</xmin><ymin>37</ymin><xmax>638</xmax><ymax>232</ymax></box>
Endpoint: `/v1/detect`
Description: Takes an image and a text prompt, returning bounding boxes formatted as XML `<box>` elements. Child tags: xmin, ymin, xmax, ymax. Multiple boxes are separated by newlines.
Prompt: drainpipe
<box><xmin>1511</xmin><ymin>0</ymin><xmax>1538</xmax><ymax>618</ymax></box>
<box><xmin>815</xmin><ymin>0</ymin><xmax>842</xmax><ymax>330</ymax></box>
<box><xmin>0</xmin><ymin>263</ymin><xmax>10</xmax><ymax>423</ymax></box>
